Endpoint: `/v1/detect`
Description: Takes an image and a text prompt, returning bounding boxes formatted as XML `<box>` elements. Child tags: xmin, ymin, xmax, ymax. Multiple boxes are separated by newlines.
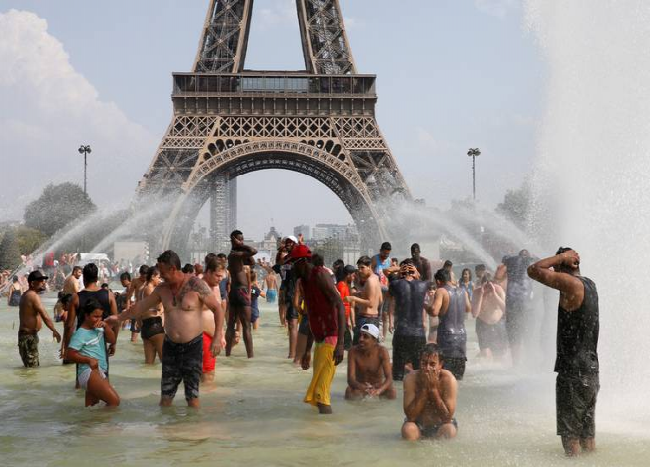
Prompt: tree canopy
<box><xmin>0</xmin><ymin>228</ymin><xmax>21</xmax><ymax>270</ymax></box>
<box><xmin>24</xmin><ymin>183</ymin><xmax>96</xmax><ymax>237</ymax></box>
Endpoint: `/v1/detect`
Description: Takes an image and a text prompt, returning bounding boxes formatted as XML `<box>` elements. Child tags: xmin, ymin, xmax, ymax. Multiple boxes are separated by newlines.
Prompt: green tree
<box><xmin>496</xmin><ymin>181</ymin><xmax>531</xmax><ymax>229</ymax></box>
<box><xmin>14</xmin><ymin>226</ymin><xmax>47</xmax><ymax>255</ymax></box>
<box><xmin>0</xmin><ymin>228</ymin><xmax>21</xmax><ymax>270</ymax></box>
<box><xmin>24</xmin><ymin>183</ymin><xmax>96</xmax><ymax>237</ymax></box>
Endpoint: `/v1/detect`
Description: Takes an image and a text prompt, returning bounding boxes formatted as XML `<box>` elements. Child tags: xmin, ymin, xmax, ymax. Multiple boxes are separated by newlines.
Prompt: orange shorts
<box><xmin>202</xmin><ymin>332</ymin><xmax>216</xmax><ymax>373</ymax></box>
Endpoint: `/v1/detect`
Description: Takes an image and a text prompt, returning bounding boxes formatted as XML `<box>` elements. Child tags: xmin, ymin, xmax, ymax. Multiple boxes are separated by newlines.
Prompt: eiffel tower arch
<box><xmin>136</xmin><ymin>0</ymin><xmax>412</xmax><ymax>254</ymax></box>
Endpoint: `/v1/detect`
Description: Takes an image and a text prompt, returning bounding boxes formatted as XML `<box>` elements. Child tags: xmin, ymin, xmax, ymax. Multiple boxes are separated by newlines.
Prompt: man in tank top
<box><xmin>527</xmin><ymin>247</ymin><xmax>599</xmax><ymax>457</ymax></box>
<box><xmin>430</xmin><ymin>268</ymin><xmax>471</xmax><ymax>380</ymax></box>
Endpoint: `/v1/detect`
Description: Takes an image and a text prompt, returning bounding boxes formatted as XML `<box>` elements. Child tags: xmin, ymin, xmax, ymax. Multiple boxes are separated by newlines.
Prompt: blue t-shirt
<box><xmin>68</xmin><ymin>327</ymin><xmax>108</xmax><ymax>376</ymax></box>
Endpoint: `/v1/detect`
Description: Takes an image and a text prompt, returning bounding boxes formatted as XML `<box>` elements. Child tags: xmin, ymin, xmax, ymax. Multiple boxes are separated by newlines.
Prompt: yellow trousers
<box><xmin>304</xmin><ymin>342</ymin><xmax>336</xmax><ymax>407</ymax></box>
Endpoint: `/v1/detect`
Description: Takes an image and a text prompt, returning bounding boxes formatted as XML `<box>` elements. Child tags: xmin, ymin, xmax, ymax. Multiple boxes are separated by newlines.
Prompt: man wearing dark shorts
<box><xmin>388</xmin><ymin>259</ymin><xmax>430</xmax><ymax>381</ymax></box>
<box><xmin>528</xmin><ymin>247</ymin><xmax>599</xmax><ymax>457</ymax></box>
<box><xmin>227</xmin><ymin>230</ymin><xmax>257</xmax><ymax>358</ymax></box>
<box><xmin>109</xmin><ymin>250</ymin><xmax>224</xmax><ymax>408</ymax></box>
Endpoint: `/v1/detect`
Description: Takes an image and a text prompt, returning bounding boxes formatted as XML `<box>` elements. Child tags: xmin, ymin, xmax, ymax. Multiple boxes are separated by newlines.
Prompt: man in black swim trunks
<box><xmin>226</xmin><ymin>230</ymin><xmax>257</xmax><ymax>358</ymax></box>
<box><xmin>528</xmin><ymin>248</ymin><xmax>599</xmax><ymax>457</ymax></box>
<box><xmin>109</xmin><ymin>250</ymin><xmax>224</xmax><ymax>408</ymax></box>
<box><xmin>402</xmin><ymin>344</ymin><xmax>458</xmax><ymax>440</ymax></box>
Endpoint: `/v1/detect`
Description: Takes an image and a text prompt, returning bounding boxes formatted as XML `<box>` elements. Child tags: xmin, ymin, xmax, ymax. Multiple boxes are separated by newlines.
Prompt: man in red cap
<box><xmin>289</xmin><ymin>245</ymin><xmax>346</xmax><ymax>414</ymax></box>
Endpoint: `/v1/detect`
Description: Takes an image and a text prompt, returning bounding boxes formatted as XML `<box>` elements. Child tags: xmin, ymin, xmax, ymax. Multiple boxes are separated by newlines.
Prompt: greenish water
<box><xmin>1</xmin><ymin>294</ymin><xmax>648</xmax><ymax>466</ymax></box>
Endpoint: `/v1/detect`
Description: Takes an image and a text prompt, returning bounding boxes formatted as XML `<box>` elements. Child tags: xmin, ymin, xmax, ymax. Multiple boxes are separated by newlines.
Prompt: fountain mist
<box><xmin>526</xmin><ymin>0</ymin><xmax>650</xmax><ymax>418</ymax></box>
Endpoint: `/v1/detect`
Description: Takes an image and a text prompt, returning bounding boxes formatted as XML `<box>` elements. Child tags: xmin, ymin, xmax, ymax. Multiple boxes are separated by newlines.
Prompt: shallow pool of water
<box><xmin>1</xmin><ymin>294</ymin><xmax>648</xmax><ymax>466</ymax></box>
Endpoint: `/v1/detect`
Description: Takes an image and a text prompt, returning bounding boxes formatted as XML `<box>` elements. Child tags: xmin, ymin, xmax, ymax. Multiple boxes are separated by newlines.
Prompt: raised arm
<box><xmin>113</xmin><ymin>288</ymin><xmax>162</xmax><ymax>323</ymax></box>
<box><xmin>471</xmin><ymin>286</ymin><xmax>484</xmax><ymax>318</ymax></box>
<box><xmin>403</xmin><ymin>372</ymin><xmax>428</xmax><ymax>422</ymax></box>
<box><xmin>527</xmin><ymin>251</ymin><xmax>583</xmax><ymax>294</ymax></box>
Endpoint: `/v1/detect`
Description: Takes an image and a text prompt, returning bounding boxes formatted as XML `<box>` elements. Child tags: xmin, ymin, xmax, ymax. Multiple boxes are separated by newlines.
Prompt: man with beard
<box><xmin>18</xmin><ymin>270</ymin><xmax>61</xmax><ymax>367</ymax></box>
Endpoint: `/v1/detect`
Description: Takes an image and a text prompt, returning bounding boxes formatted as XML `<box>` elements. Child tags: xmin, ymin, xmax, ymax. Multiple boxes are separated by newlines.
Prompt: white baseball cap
<box><xmin>284</xmin><ymin>235</ymin><xmax>298</xmax><ymax>244</ymax></box>
<box><xmin>360</xmin><ymin>323</ymin><xmax>380</xmax><ymax>340</ymax></box>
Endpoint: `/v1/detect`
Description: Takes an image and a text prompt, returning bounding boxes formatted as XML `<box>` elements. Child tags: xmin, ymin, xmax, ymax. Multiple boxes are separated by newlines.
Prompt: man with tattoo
<box><xmin>226</xmin><ymin>230</ymin><xmax>258</xmax><ymax>358</ymax></box>
<box><xmin>108</xmin><ymin>250</ymin><xmax>224</xmax><ymax>408</ymax></box>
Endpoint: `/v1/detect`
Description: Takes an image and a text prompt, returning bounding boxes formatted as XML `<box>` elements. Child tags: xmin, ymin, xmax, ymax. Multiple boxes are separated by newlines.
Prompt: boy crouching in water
<box><xmin>65</xmin><ymin>298</ymin><xmax>120</xmax><ymax>407</ymax></box>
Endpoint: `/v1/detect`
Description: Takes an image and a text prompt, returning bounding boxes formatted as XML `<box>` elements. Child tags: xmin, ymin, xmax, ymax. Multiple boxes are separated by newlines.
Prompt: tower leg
<box><xmin>210</xmin><ymin>175</ymin><xmax>237</xmax><ymax>253</ymax></box>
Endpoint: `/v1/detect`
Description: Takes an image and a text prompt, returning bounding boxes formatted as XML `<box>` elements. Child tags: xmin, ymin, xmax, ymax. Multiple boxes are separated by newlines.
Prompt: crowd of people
<box><xmin>12</xmin><ymin>232</ymin><xmax>599</xmax><ymax>456</ymax></box>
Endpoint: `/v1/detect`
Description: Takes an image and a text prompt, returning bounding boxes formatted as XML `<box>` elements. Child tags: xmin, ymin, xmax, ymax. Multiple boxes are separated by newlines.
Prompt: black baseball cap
<box><xmin>27</xmin><ymin>270</ymin><xmax>48</xmax><ymax>282</ymax></box>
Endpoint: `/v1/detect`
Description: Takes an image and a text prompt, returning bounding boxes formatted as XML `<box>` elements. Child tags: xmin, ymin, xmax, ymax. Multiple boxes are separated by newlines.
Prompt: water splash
<box><xmin>526</xmin><ymin>0</ymin><xmax>650</xmax><ymax>417</ymax></box>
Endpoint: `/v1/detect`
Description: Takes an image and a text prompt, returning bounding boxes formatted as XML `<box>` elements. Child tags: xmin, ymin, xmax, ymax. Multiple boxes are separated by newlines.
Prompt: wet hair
<box><xmin>146</xmin><ymin>265</ymin><xmax>159</xmax><ymax>282</ymax></box>
<box><xmin>481</xmin><ymin>273</ymin><xmax>493</xmax><ymax>285</ymax></box>
<box><xmin>72</xmin><ymin>266</ymin><xmax>82</xmax><ymax>273</ymax></box>
<box><xmin>139</xmin><ymin>264</ymin><xmax>150</xmax><ymax>275</ymax></box>
<box><xmin>312</xmin><ymin>253</ymin><xmax>325</xmax><ymax>267</ymax></box>
<box><xmin>443</xmin><ymin>260</ymin><xmax>453</xmax><ymax>268</ymax></box>
<box><xmin>59</xmin><ymin>293</ymin><xmax>73</xmax><ymax>307</ymax></box>
<box><xmin>332</xmin><ymin>259</ymin><xmax>344</xmax><ymax>270</ymax></box>
<box><xmin>120</xmin><ymin>271</ymin><xmax>131</xmax><ymax>281</ymax></box>
<box><xmin>13</xmin><ymin>275</ymin><xmax>19</xmax><ymax>282</ymax></box>
<box><xmin>157</xmin><ymin>250</ymin><xmax>182</xmax><ymax>270</ymax></box>
<box><xmin>400</xmin><ymin>258</ymin><xmax>415</xmax><ymax>266</ymax></box>
<box><xmin>182</xmin><ymin>263</ymin><xmax>194</xmax><ymax>274</ymax></box>
<box><xmin>216</xmin><ymin>253</ymin><xmax>227</xmax><ymax>260</ymax></box>
<box><xmin>556</xmin><ymin>246</ymin><xmax>574</xmax><ymax>255</ymax></box>
<box><xmin>420</xmin><ymin>343</ymin><xmax>443</xmax><ymax>361</ymax></box>
<box><xmin>434</xmin><ymin>268</ymin><xmax>451</xmax><ymax>284</ymax></box>
<box><xmin>519</xmin><ymin>249</ymin><xmax>530</xmax><ymax>257</ymax></box>
<box><xmin>461</xmin><ymin>268</ymin><xmax>472</xmax><ymax>282</ymax></box>
<box><xmin>204</xmin><ymin>252</ymin><xmax>218</xmax><ymax>264</ymax></box>
<box><xmin>356</xmin><ymin>255</ymin><xmax>372</xmax><ymax>267</ymax></box>
<box><xmin>100</xmin><ymin>283</ymin><xmax>109</xmax><ymax>290</ymax></box>
<box><xmin>205</xmin><ymin>255</ymin><xmax>220</xmax><ymax>273</ymax></box>
<box><xmin>230</xmin><ymin>229</ymin><xmax>243</xmax><ymax>239</ymax></box>
<box><xmin>475</xmin><ymin>264</ymin><xmax>486</xmax><ymax>273</ymax></box>
<box><xmin>194</xmin><ymin>264</ymin><xmax>203</xmax><ymax>275</ymax></box>
<box><xmin>82</xmin><ymin>263</ymin><xmax>99</xmax><ymax>284</ymax></box>
<box><xmin>380</xmin><ymin>242</ymin><xmax>392</xmax><ymax>251</ymax></box>
<box><xmin>411</xmin><ymin>243</ymin><xmax>420</xmax><ymax>252</ymax></box>
<box><xmin>82</xmin><ymin>298</ymin><xmax>103</xmax><ymax>317</ymax></box>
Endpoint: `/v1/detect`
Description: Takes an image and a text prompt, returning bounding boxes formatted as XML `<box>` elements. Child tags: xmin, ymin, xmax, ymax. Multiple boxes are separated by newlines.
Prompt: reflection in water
<box><xmin>1</xmin><ymin>298</ymin><xmax>648</xmax><ymax>466</ymax></box>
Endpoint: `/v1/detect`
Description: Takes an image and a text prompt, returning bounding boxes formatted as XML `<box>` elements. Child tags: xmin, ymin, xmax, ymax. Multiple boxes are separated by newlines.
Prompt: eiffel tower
<box><xmin>137</xmin><ymin>0</ymin><xmax>412</xmax><ymax>254</ymax></box>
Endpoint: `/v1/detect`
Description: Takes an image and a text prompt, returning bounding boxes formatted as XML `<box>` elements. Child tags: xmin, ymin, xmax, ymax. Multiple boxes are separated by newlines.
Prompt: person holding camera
<box><xmin>388</xmin><ymin>258</ymin><xmax>431</xmax><ymax>381</ymax></box>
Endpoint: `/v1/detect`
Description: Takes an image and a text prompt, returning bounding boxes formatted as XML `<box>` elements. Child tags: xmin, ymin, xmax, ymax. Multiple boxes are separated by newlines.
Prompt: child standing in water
<box><xmin>250</xmin><ymin>271</ymin><xmax>266</xmax><ymax>330</ymax></box>
<box><xmin>65</xmin><ymin>299</ymin><xmax>120</xmax><ymax>407</ymax></box>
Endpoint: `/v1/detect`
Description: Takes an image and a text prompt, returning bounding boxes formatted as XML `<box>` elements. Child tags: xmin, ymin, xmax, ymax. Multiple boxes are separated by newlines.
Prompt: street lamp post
<box><xmin>78</xmin><ymin>144</ymin><xmax>92</xmax><ymax>194</ymax></box>
<box><xmin>467</xmin><ymin>148</ymin><xmax>481</xmax><ymax>201</ymax></box>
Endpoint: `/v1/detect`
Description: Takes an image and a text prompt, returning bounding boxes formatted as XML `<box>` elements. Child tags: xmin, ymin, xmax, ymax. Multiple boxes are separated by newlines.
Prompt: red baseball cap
<box><xmin>286</xmin><ymin>244</ymin><xmax>312</xmax><ymax>263</ymax></box>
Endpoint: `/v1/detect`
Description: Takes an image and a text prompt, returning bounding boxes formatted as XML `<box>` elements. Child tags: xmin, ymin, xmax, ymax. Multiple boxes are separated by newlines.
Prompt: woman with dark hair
<box><xmin>66</xmin><ymin>298</ymin><xmax>120</xmax><ymax>407</ymax></box>
<box><xmin>139</xmin><ymin>266</ymin><xmax>165</xmax><ymax>364</ymax></box>
<box><xmin>458</xmin><ymin>268</ymin><xmax>474</xmax><ymax>301</ymax></box>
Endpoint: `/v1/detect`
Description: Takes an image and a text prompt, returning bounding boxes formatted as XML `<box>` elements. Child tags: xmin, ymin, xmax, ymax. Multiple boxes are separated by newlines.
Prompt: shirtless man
<box><xmin>109</xmin><ymin>250</ymin><xmax>224</xmax><ymax>407</ymax></box>
<box><xmin>402</xmin><ymin>344</ymin><xmax>458</xmax><ymax>440</ymax></box>
<box><xmin>345</xmin><ymin>323</ymin><xmax>396</xmax><ymax>400</ymax></box>
<box><xmin>226</xmin><ymin>230</ymin><xmax>257</xmax><ymax>358</ymax></box>
<box><xmin>18</xmin><ymin>270</ymin><xmax>61</xmax><ymax>367</ymax></box>
<box><xmin>62</xmin><ymin>266</ymin><xmax>82</xmax><ymax>294</ymax></box>
<box><xmin>371</xmin><ymin>242</ymin><xmax>393</xmax><ymax>341</ymax></box>
<box><xmin>472</xmin><ymin>273</ymin><xmax>507</xmax><ymax>359</ymax></box>
<box><xmin>346</xmin><ymin>256</ymin><xmax>382</xmax><ymax>345</ymax></box>
<box><xmin>264</xmin><ymin>267</ymin><xmax>278</xmax><ymax>304</ymax></box>
<box><xmin>202</xmin><ymin>256</ymin><xmax>227</xmax><ymax>383</ymax></box>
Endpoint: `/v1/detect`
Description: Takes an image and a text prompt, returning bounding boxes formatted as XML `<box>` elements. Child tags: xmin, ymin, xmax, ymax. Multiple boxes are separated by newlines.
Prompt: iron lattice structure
<box><xmin>137</xmin><ymin>0</ymin><xmax>412</xmax><ymax>253</ymax></box>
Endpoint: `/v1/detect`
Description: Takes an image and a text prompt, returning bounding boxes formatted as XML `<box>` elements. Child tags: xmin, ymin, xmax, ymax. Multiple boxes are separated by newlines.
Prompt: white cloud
<box><xmin>474</xmin><ymin>0</ymin><xmax>519</xmax><ymax>19</ymax></box>
<box><xmin>0</xmin><ymin>10</ymin><xmax>157</xmax><ymax>221</ymax></box>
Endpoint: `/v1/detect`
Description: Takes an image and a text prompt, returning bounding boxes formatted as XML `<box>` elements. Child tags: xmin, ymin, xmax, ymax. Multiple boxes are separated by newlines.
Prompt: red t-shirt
<box><xmin>337</xmin><ymin>281</ymin><xmax>351</xmax><ymax>319</ymax></box>
<box><xmin>303</xmin><ymin>266</ymin><xmax>339</xmax><ymax>342</ymax></box>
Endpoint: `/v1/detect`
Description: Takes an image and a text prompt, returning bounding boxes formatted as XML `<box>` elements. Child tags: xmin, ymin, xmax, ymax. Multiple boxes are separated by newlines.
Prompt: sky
<box><xmin>0</xmin><ymin>0</ymin><xmax>544</xmax><ymax>240</ymax></box>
